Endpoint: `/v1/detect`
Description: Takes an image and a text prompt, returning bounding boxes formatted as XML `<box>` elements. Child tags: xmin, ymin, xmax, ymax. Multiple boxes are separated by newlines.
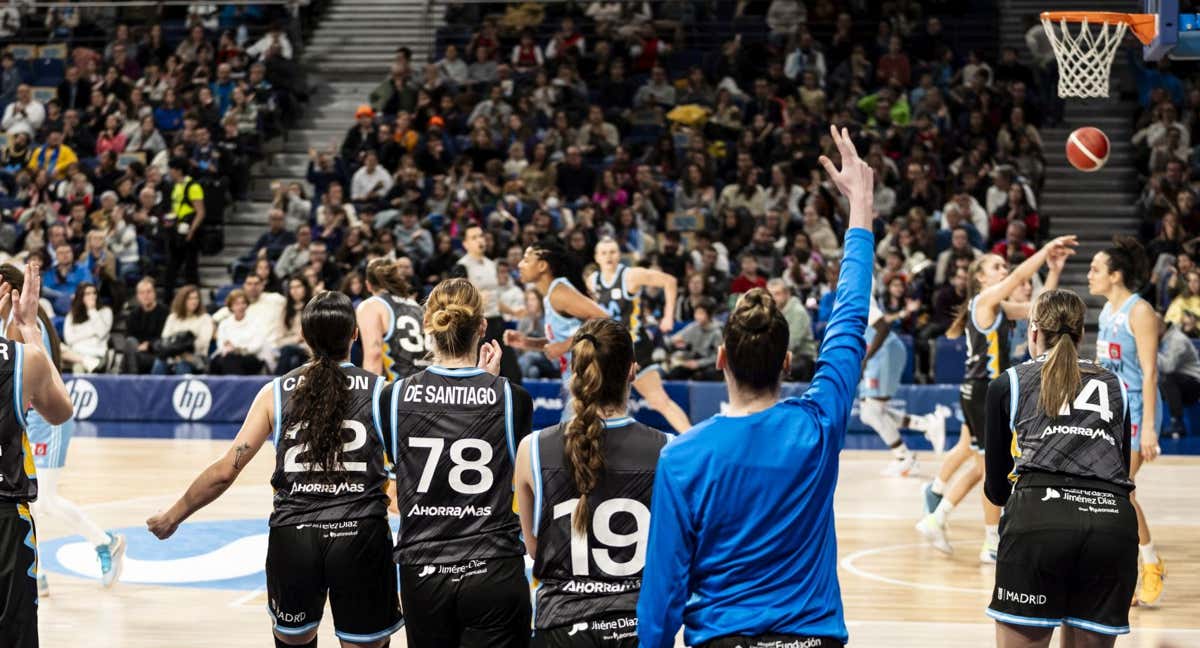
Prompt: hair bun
<box><xmin>429</xmin><ymin>303</ymin><xmax>471</xmax><ymax>334</ymax></box>
<box><xmin>734</xmin><ymin>288</ymin><xmax>775</xmax><ymax>333</ymax></box>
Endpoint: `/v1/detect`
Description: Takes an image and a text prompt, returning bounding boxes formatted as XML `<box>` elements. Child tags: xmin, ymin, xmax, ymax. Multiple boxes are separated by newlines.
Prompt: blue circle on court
<box><xmin>40</xmin><ymin>519</ymin><xmax>270</xmax><ymax>590</ymax></box>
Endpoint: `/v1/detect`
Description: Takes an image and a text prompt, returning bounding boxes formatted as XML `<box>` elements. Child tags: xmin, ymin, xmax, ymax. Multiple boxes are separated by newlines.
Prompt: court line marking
<box><xmin>229</xmin><ymin>586</ymin><xmax>266</xmax><ymax>608</ymax></box>
<box><xmin>839</xmin><ymin>541</ymin><xmax>990</xmax><ymax>594</ymax></box>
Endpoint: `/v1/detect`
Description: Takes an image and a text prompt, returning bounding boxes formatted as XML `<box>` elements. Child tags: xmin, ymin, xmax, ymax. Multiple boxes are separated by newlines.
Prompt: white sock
<box><xmin>30</xmin><ymin>469</ymin><xmax>111</xmax><ymax>547</ymax></box>
<box><xmin>985</xmin><ymin>525</ymin><xmax>1000</xmax><ymax>547</ymax></box>
<box><xmin>907</xmin><ymin>413</ymin><xmax>930</xmax><ymax>432</ymax></box>
<box><xmin>933</xmin><ymin>500</ymin><xmax>955</xmax><ymax>525</ymax></box>
<box><xmin>931</xmin><ymin>477</ymin><xmax>946</xmax><ymax>495</ymax></box>
<box><xmin>1140</xmin><ymin>543</ymin><xmax>1159</xmax><ymax>565</ymax></box>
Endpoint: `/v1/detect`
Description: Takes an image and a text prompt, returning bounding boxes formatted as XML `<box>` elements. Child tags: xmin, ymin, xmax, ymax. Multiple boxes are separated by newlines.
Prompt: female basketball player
<box><xmin>1088</xmin><ymin>237</ymin><xmax>1166</xmax><ymax>606</ymax></box>
<box><xmin>917</xmin><ymin>237</ymin><xmax>1075</xmax><ymax>561</ymax></box>
<box><xmin>984</xmin><ymin>289</ymin><xmax>1137</xmax><ymax>647</ymax></box>
<box><xmin>147</xmin><ymin>291</ymin><xmax>403</xmax><ymax>648</ymax></box>
<box><xmin>589</xmin><ymin>237</ymin><xmax>690</xmax><ymax>432</ymax></box>
<box><xmin>0</xmin><ymin>264</ymin><xmax>125</xmax><ymax>594</ymax></box>
<box><xmin>638</xmin><ymin>125</ymin><xmax>872</xmax><ymax>648</ymax></box>
<box><xmin>515</xmin><ymin>318</ymin><xmax>668</xmax><ymax>647</ymax></box>
<box><xmin>859</xmin><ymin>288</ymin><xmax>950</xmax><ymax>477</ymax></box>
<box><xmin>358</xmin><ymin>257</ymin><xmax>426</xmax><ymax>381</ymax></box>
<box><xmin>0</xmin><ymin>261</ymin><xmax>79</xmax><ymax>648</ymax></box>
<box><xmin>506</xmin><ymin>238</ymin><xmax>608</xmax><ymax>419</ymax></box>
<box><xmin>377</xmin><ymin>278</ymin><xmax>534</xmax><ymax>648</ymax></box>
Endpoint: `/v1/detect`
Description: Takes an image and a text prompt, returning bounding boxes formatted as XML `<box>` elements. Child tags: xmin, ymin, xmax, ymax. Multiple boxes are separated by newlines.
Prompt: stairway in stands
<box><xmin>1000</xmin><ymin>0</ymin><xmax>1143</xmax><ymax>327</ymax></box>
<box><xmin>200</xmin><ymin>0</ymin><xmax>432</xmax><ymax>296</ymax></box>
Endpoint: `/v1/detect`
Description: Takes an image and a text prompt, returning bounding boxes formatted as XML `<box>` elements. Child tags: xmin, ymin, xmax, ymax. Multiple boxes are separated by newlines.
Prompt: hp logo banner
<box><xmin>172</xmin><ymin>379</ymin><xmax>213</xmax><ymax>421</ymax></box>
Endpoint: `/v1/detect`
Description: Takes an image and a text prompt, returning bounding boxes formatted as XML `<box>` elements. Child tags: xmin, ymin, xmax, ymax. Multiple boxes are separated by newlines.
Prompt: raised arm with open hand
<box><xmin>818</xmin><ymin>124</ymin><xmax>875</xmax><ymax>231</ymax></box>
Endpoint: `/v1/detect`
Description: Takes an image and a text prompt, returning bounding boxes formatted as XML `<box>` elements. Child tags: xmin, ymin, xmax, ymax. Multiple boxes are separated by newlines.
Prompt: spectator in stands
<box><xmin>992</xmin><ymin>220</ymin><xmax>1037</xmax><ymax>263</ymax></box>
<box><xmin>44</xmin><ymin>243</ymin><xmax>88</xmax><ymax>314</ymax></box>
<box><xmin>556</xmin><ymin>146</ymin><xmax>595</xmax><ymax>203</ymax></box>
<box><xmin>56</xmin><ymin>65</ymin><xmax>87</xmax><ymax>112</ymax></box>
<box><xmin>275</xmin><ymin>275</ymin><xmax>311</xmax><ymax>375</ymax></box>
<box><xmin>935</xmin><ymin>226</ymin><xmax>982</xmax><ymax>285</ymax></box>
<box><xmin>307</xmin><ymin>239</ymin><xmax>341</xmax><ymax>288</ymax></box>
<box><xmin>95</xmin><ymin>113</ymin><xmax>127</xmax><ymax>155</ymax></box>
<box><xmin>28</xmin><ymin>129</ymin><xmax>77</xmax><ymax>180</ymax></box>
<box><xmin>246</xmin><ymin>21</ymin><xmax>293</xmax><ymax>61</ymax></box>
<box><xmin>112</xmin><ymin>277</ymin><xmax>167</xmax><ymax>374</ymax></box>
<box><xmin>341</xmin><ymin>105</ymin><xmax>379</xmax><ymax>165</ymax></box>
<box><xmin>3</xmin><ymin>84</ymin><xmax>44</xmax><ymax>135</ymax></box>
<box><xmin>1166</xmin><ymin>270</ymin><xmax>1200</xmax><ymax>324</ymax></box>
<box><xmin>81</xmin><ymin>228</ymin><xmax>123</xmax><ymax>308</ymax></box>
<box><xmin>274</xmin><ymin>224</ymin><xmax>312</xmax><ymax>280</ymax></box>
<box><xmin>989</xmin><ymin>182</ymin><xmax>1041</xmax><ymax>245</ymax></box>
<box><xmin>210</xmin><ymin>289</ymin><xmax>267</xmax><ymax>375</ymax></box>
<box><xmin>768</xmin><ymin>278</ymin><xmax>816</xmax><ymax>381</ymax></box>
<box><xmin>153</xmin><ymin>285</ymin><xmax>212</xmax><ymax>375</ymax></box>
<box><xmin>163</xmin><ymin>157</ymin><xmax>204</xmax><ymax>295</ymax></box>
<box><xmin>730</xmin><ymin>254</ymin><xmax>767</xmax><ymax>300</ymax></box>
<box><xmin>1158</xmin><ymin>320</ymin><xmax>1200</xmax><ymax>437</ymax></box>
<box><xmin>63</xmin><ymin>282</ymin><xmax>113</xmax><ymax>374</ymax></box>
<box><xmin>436</xmin><ymin>44</ymin><xmax>468</xmax><ymax>89</ymax></box>
<box><xmin>350</xmin><ymin>150</ymin><xmax>392</xmax><ymax>209</ymax></box>
<box><xmin>666</xmin><ymin>297</ymin><xmax>721</xmax><ymax>380</ymax></box>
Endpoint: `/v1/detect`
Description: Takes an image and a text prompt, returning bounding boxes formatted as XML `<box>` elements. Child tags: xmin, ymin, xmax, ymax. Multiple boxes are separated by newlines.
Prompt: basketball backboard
<box><xmin>1145</xmin><ymin>0</ymin><xmax>1180</xmax><ymax>60</ymax></box>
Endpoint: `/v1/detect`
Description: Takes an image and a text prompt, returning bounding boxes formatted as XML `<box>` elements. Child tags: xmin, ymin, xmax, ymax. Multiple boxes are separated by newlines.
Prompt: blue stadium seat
<box><xmin>32</xmin><ymin>58</ymin><xmax>64</xmax><ymax>86</ymax></box>
<box><xmin>933</xmin><ymin>337</ymin><xmax>967</xmax><ymax>384</ymax></box>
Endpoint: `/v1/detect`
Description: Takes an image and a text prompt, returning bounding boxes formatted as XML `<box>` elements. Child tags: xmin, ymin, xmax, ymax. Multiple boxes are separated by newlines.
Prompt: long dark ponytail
<box><xmin>564</xmin><ymin>318</ymin><xmax>634</xmax><ymax>534</ymax></box>
<box><xmin>282</xmin><ymin>291</ymin><xmax>357</xmax><ymax>476</ymax></box>
<box><xmin>0</xmin><ymin>263</ymin><xmax>61</xmax><ymax>370</ymax></box>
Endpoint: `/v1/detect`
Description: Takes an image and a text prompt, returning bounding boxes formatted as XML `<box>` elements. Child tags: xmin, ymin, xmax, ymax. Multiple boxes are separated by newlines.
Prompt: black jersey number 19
<box><xmin>552</xmin><ymin>497</ymin><xmax>650</xmax><ymax>577</ymax></box>
<box><xmin>283</xmin><ymin>420</ymin><xmax>369</xmax><ymax>472</ymax></box>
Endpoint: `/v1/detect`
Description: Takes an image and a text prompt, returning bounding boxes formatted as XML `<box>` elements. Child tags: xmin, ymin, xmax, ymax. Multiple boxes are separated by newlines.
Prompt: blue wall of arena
<box><xmin>58</xmin><ymin>375</ymin><xmax>1200</xmax><ymax>453</ymax></box>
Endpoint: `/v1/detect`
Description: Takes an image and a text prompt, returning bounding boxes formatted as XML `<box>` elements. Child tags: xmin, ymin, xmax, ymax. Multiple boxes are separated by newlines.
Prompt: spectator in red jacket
<box><xmin>991</xmin><ymin>220</ymin><xmax>1037</xmax><ymax>262</ymax></box>
<box><xmin>988</xmin><ymin>182</ymin><xmax>1040</xmax><ymax>244</ymax></box>
<box><xmin>730</xmin><ymin>254</ymin><xmax>768</xmax><ymax>296</ymax></box>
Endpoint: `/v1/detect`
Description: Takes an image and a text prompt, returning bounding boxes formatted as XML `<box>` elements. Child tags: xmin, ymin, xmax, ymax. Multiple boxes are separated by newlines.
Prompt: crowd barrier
<box><xmin>62</xmin><ymin>374</ymin><xmax>969</xmax><ymax>434</ymax></box>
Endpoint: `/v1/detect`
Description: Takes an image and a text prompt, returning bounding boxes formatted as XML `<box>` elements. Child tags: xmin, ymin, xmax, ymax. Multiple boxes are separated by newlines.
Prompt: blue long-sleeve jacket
<box><xmin>637</xmin><ymin>227</ymin><xmax>874</xmax><ymax>648</ymax></box>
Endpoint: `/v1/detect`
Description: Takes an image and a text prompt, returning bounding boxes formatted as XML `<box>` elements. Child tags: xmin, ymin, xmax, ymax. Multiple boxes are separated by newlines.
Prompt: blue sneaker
<box><xmin>96</xmin><ymin>533</ymin><xmax>125</xmax><ymax>588</ymax></box>
<box><xmin>922</xmin><ymin>482</ymin><xmax>943</xmax><ymax>516</ymax></box>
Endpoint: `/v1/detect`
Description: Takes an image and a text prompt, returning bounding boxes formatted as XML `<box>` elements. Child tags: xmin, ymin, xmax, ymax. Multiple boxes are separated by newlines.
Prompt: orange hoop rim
<box><xmin>1040</xmin><ymin>11</ymin><xmax>1158</xmax><ymax>45</ymax></box>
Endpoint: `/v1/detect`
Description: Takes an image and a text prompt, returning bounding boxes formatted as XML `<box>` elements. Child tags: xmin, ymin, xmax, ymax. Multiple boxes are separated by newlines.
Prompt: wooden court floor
<box><xmin>30</xmin><ymin>438</ymin><xmax>1200</xmax><ymax>647</ymax></box>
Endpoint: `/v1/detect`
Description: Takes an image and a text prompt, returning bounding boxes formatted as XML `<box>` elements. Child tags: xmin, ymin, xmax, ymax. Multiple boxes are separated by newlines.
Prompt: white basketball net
<box><xmin>1042</xmin><ymin>16</ymin><xmax>1129</xmax><ymax>98</ymax></box>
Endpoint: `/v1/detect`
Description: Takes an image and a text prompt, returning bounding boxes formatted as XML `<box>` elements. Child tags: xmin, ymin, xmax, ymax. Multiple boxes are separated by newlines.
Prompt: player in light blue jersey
<box><xmin>507</xmin><ymin>238</ymin><xmax>608</xmax><ymax>421</ymax></box>
<box><xmin>859</xmin><ymin>288</ymin><xmax>949</xmax><ymax>477</ymax></box>
<box><xmin>638</xmin><ymin>125</ymin><xmax>872</xmax><ymax>648</ymax></box>
<box><xmin>0</xmin><ymin>264</ymin><xmax>124</xmax><ymax>596</ymax></box>
<box><xmin>1087</xmin><ymin>236</ymin><xmax>1166</xmax><ymax>606</ymax></box>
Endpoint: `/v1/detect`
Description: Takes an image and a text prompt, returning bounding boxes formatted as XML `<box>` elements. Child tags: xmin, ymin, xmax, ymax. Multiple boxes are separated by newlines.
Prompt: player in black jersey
<box><xmin>0</xmin><ymin>263</ymin><xmax>74</xmax><ymax>648</ymax></box>
<box><xmin>148</xmin><ymin>291</ymin><xmax>403</xmax><ymax>648</ymax></box>
<box><xmin>589</xmin><ymin>238</ymin><xmax>690</xmax><ymax>433</ymax></box>
<box><xmin>377</xmin><ymin>278</ymin><xmax>534</xmax><ymax>648</ymax></box>
<box><xmin>984</xmin><ymin>289</ymin><xmax>1137</xmax><ymax>646</ymax></box>
<box><xmin>515</xmin><ymin>317</ymin><xmax>668</xmax><ymax>647</ymax></box>
<box><xmin>358</xmin><ymin>258</ymin><xmax>427</xmax><ymax>382</ymax></box>
<box><xmin>917</xmin><ymin>237</ymin><xmax>1074</xmax><ymax>562</ymax></box>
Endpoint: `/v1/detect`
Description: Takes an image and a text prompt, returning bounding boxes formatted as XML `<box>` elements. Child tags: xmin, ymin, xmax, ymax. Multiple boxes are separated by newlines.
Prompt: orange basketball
<box><xmin>1066</xmin><ymin>126</ymin><xmax>1109</xmax><ymax>172</ymax></box>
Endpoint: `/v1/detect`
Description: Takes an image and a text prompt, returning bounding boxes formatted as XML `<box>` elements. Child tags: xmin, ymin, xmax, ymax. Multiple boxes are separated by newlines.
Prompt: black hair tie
<box><xmin>574</xmin><ymin>333</ymin><xmax>599</xmax><ymax>348</ymax></box>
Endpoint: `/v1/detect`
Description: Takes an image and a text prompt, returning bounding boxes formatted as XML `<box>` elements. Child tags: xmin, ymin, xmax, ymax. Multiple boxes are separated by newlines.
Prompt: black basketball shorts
<box><xmin>0</xmin><ymin>503</ymin><xmax>38</xmax><ymax>648</ymax></box>
<box><xmin>959</xmin><ymin>379</ymin><xmax>989</xmax><ymax>451</ymax></box>
<box><xmin>399</xmin><ymin>554</ymin><xmax>531</xmax><ymax>648</ymax></box>
<box><xmin>634</xmin><ymin>336</ymin><xmax>659</xmax><ymax>378</ymax></box>
<box><xmin>266</xmin><ymin>517</ymin><xmax>403</xmax><ymax>643</ymax></box>
<box><xmin>987</xmin><ymin>473</ymin><xmax>1138</xmax><ymax>636</ymax></box>
<box><xmin>535</xmin><ymin>613</ymin><xmax>639</xmax><ymax>648</ymax></box>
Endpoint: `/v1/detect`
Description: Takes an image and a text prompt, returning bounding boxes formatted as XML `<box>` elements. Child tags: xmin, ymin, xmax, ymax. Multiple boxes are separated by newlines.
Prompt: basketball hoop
<box><xmin>1040</xmin><ymin>12</ymin><xmax>1158</xmax><ymax>98</ymax></box>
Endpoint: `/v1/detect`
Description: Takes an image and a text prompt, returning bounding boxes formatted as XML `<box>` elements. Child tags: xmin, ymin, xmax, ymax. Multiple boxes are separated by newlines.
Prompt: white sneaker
<box><xmin>881</xmin><ymin>454</ymin><xmax>918</xmax><ymax>477</ymax></box>
<box><xmin>916</xmin><ymin>514</ymin><xmax>953</xmax><ymax>554</ymax></box>
<box><xmin>979</xmin><ymin>543</ymin><xmax>998</xmax><ymax>565</ymax></box>
<box><xmin>97</xmin><ymin>532</ymin><xmax>126</xmax><ymax>588</ymax></box>
<box><xmin>926</xmin><ymin>405</ymin><xmax>950</xmax><ymax>455</ymax></box>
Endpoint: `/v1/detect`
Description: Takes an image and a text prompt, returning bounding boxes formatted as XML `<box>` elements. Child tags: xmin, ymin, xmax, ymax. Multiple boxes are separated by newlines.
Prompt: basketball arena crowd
<box><xmin>0</xmin><ymin>1</ymin><xmax>1196</xmax><ymax>402</ymax></box>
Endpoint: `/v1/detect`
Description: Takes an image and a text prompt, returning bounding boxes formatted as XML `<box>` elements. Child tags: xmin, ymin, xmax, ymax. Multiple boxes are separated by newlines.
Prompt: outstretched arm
<box><xmin>976</xmin><ymin>236</ymin><xmax>1077</xmax><ymax>329</ymax></box>
<box><xmin>147</xmin><ymin>383</ymin><xmax>274</xmax><ymax>539</ymax></box>
<box><xmin>3</xmin><ymin>264</ymin><xmax>71</xmax><ymax>424</ymax></box>
<box><xmin>797</xmin><ymin>125</ymin><xmax>875</xmax><ymax>448</ymax></box>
